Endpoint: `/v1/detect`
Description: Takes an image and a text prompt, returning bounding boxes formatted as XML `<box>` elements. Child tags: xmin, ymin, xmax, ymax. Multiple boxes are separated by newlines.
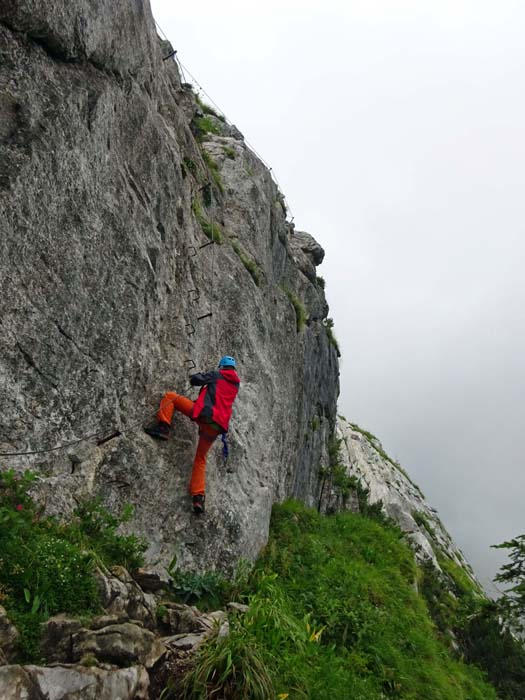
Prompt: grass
<box><xmin>0</xmin><ymin>469</ymin><xmax>146</xmax><ymax>661</ymax></box>
<box><xmin>193</xmin><ymin>115</ymin><xmax>221</xmax><ymax>141</ymax></box>
<box><xmin>222</xmin><ymin>146</ymin><xmax>236</xmax><ymax>160</ymax></box>
<box><xmin>195</xmin><ymin>94</ymin><xmax>226</xmax><ymax>122</ymax></box>
<box><xmin>192</xmin><ymin>198</ymin><xmax>224</xmax><ymax>244</ymax></box>
<box><xmin>201</xmin><ymin>149</ymin><xmax>224</xmax><ymax>194</ymax></box>
<box><xmin>323</xmin><ymin>317</ymin><xmax>341</xmax><ymax>356</ymax></box>
<box><xmin>281</xmin><ymin>286</ymin><xmax>308</xmax><ymax>332</ymax></box>
<box><xmin>231</xmin><ymin>240</ymin><xmax>263</xmax><ymax>286</ymax></box>
<box><xmin>175</xmin><ymin>501</ymin><xmax>497</xmax><ymax>700</ymax></box>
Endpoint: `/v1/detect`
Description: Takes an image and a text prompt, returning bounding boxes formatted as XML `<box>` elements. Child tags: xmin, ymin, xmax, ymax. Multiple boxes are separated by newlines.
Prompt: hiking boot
<box><xmin>192</xmin><ymin>494</ymin><xmax>205</xmax><ymax>515</ymax></box>
<box><xmin>144</xmin><ymin>421</ymin><xmax>171</xmax><ymax>441</ymax></box>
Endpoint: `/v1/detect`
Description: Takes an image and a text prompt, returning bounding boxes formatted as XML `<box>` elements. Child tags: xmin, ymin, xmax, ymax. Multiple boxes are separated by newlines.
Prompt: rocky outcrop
<box><xmin>335</xmin><ymin>417</ymin><xmax>478</xmax><ymax>581</ymax></box>
<box><xmin>0</xmin><ymin>663</ymin><xmax>149</xmax><ymax>700</ymax></box>
<box><xmin>1</xmin><ymin>562</ymin><xmax>244</xmax><ymax>700</ymax></box>
<box><xmin>0</xmin><ymin>0</ymin><xmax>339</xmax><ymax>574</ymax></box>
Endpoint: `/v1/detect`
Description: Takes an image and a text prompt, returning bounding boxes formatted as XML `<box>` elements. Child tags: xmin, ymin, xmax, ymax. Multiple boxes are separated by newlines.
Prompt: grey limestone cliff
<box><xmin>331</xmin><ymin>417</ymin><xmax>480</xmax><ymax>588</ymax></box>
<box><xmin>0</xmin><ymin>0</ymin><xmax>339</xmax><ymax>572</ymax></box>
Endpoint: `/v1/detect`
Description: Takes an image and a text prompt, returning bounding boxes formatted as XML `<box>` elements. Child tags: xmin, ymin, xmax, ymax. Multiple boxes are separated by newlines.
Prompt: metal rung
<box><xmin>189</xmin><ymin>289</ymin><xmax>200</xmax><ymax>302</ymax></box>
<box><xmin>199</xmin><ymin>240</ymin><xmax>215</xmax><ymax>250</ymax></box>
<box><xmin>188</xmin><ymin>246</ymin><xmax>197</xmax><ymax>257</ymax></box>
<box><xmin>163</xmin><ymin>50</ymin><xmax>177</xmax><ymax>61</ymax></box>
<box><xmin>184</xmin><ymin>358</ymin><xmax>196</xmax><ymax>370</ymax></box>
<box><xmin>186</xmin><ymin>322</ymin><xmax>195</xmax><ymax>336</ymax></box>
<box><xmin>197</xmin><ymin>312</ymin><xmax>212</xmax><ymax>321</ymax></box>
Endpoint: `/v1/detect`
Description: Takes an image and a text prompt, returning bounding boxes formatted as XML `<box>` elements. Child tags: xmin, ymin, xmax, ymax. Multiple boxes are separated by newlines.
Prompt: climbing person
<box><xmin>144</xmin><ymin>356</ymin><xmax>240</xmax><ymax>514</ymax></box>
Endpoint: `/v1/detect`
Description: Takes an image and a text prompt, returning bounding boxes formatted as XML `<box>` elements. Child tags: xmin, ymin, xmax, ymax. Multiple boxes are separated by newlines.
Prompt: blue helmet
<box><xmin>218</xmin><ymin>355</ymin><xmax>236</xmax><ymax>369</ymax></box>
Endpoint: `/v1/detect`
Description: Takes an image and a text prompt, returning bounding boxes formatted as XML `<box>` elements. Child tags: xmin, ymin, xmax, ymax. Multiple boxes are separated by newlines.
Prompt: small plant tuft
<box><xmin>192</xmin><ymin>115</ymin><xmax>221</xmax><ymax>141</ymax></box>
<box><xmin>281</xmin><ymin>286</ymin><xmax>308</xmax><ymax>332</ymax></box>
<box><xmin>231</xmin><ymin>240</ymin><xmax>263</xmax><ymax>286</ymax></box>
<box><xmin>192</xmin><ymin>199</ymin><xmax>224</xmax><ymax>244</ymax></box>
<box><xmin>201</xmin><ymin>149</ymin><xmax>224</xmax><ymax>193</ymax></box>
<box><xmin>222</xmin><ymin>146</ymin><xmax>236</xmax><ymax>160</ymax></box>
<box><xmin>323</xmin><ymin>318</ymin><xmax>341</xmax><ymax>356</ymax></box>
<box><xmin>196</xmin><ymin>94</ymin><xmax>226</xmax><ymax>122</ymax></box>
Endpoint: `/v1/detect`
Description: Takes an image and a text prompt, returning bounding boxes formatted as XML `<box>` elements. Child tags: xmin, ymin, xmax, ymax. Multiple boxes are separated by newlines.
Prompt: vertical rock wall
<box><xmin>0</xmin><ymin>1</ymin><xmax>339</xmax><ymax>571</ymax></box>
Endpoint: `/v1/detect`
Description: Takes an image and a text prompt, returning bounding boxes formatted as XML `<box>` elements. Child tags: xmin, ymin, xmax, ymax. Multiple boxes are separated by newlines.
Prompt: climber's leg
<box><xmin>145</xmin><ymin>392</ymin><xmax>194</xmax><ymax>440</ymax></box>
<box><xmin>158</xmin><ymin>392</ymin><xmax>194</xmax><ymax>423</ymax></box>
<box><xmin>189</xmin><ymin>423</ymin><xmax>220</xmax><ymax>499</ymax></box>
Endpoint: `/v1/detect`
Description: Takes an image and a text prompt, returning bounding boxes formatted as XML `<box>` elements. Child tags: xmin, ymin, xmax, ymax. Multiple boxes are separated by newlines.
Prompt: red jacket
<box><xmin>190</xmin><ymin>368</ymin><xmax>240</xmax><ymax>433</ymax></box>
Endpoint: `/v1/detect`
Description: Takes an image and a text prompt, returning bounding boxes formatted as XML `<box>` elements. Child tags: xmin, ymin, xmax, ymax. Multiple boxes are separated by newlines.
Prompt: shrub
<box><xmin>0</xmin><ymin>469</ymin><xmax>147</xmax><ymax>661</ymax></box>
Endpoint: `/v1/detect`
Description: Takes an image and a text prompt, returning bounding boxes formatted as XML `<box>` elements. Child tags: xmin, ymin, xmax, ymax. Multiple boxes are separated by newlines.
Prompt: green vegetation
<box><xmin>195</xmin><ymin>94</ymin><xmax>226</xmax><ymax>122</ymax></box>
<box><xmin>0</xmin><ymin>469</ymin><xmax>146</xmax><ymax>661</ymax></box>
<box><xmin>192</xmin><ymin>115</ymin><xmax>222</xmax><ymax>141</ymax></box>
<box><xmin>493</xmin><ymin>534</ymin><xmax>525</xmax><ymax>631</ymax></box>
<box><xmin>412</xmin><ymin>509</ymin><xmax>436</xmax><ymax>538</ymax></box>
<box><xmin>201</xmin><ymin>149</ymin><xmax>224</xmax><ymax>194</ymax></box>
<box><xmin>418</xmin><ymin>546</ymin><xmax>525</xmax><ymax>700</ymax></box>
<box><xmin>182</xmin><ymin>156</ymin><xmax>198</xmax><ymax>178</ymax></box>
<box><xmin>173</xmin><ymin>501</ymin><xmax>497</xmax><ymax>700</ymax></box>
<box><xmin>231</xmin><ymin>240</ymin><xmax>263</xmax><ymax>286</ymax></box>
<box><xmin>222</xmin><ymin>146</ymin><xmax>236</xmax><ymax>160</ymax></box>
<box><xmin>323</xmin><ymin>317</ymin><xmax>341</xmax><ymax>356</ymax></box>
<box><xmin>281</xmin><ymin>286</ymin><xmax>308</xmax><ymax>332</ymax></box>
<box><xmin>315</xmin><ymin>275</ymin><xmax>325</xmax><ymax>289</ymax></box>
<box><xmin>192</xmin><ymin>198</ymin><xmax>224</xmax><ymax>244</ymax></box>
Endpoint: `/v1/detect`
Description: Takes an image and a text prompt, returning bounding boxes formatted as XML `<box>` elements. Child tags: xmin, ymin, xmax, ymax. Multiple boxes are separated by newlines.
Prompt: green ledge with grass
<box><xmin>177</xmin><ymin>501</ymin><xmax>497</xmax><ymax>700</ymax></box>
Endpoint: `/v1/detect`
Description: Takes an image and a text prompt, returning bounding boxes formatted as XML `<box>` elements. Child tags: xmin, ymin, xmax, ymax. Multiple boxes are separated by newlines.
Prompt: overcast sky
<box><xmin>151</xmin><ymin>0</ymin><xmax>524</xmax><ymax>590</ymax></box>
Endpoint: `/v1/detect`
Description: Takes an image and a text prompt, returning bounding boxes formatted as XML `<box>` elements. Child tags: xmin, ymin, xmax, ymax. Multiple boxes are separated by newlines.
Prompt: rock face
<box><xmin>335</xmin><ymin>417</ymin><xmax>478</xmax><ymax>580</ymax></box>
<box><xmin>0</xmin><ymin>663</ymin><xmax>149</xmax><ymax>700</ymax></box>
<box><xmin>0</xmin><ymin>0</ymin><xmax>339</xmax><ymax>573</ymax></box>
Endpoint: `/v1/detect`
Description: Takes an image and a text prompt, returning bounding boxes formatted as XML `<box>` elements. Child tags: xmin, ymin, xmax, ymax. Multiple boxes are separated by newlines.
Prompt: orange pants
<box><xmin>158</xmin><ymin>392</ymin><xmax>220</xmax><ymax>496</ymax></box>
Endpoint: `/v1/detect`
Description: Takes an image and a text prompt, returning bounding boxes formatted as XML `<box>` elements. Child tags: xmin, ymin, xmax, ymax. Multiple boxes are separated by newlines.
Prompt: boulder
<box><xmin>0</xmin><ymin>663</ymin><xmax>149</xmax><ymax>700</ymax></box>
<box><xmin>95</xmin><ymin>567</ymin><xmax>156</xmax><ymax>630</ymax></box>
<box><xmin>72</xmin><ymin>622</ymin><xmax>165</xmax><ymax>668</ymax></box>
<box><xmin>40</xmin><ymin>615</ymin><xmax>83</xmax><ymax>664</ymax></box>
<box><xmin>155</xmin><ymin>602</ymin><xmax>202</xmax><ymax>635</ymax></box>
<box><xmin>0</xmin><ymin>666</ymin><xmax>40</xmax><ymax>700</ymax></box>
<box><xmin>132</xmin><ymin>568</ymin><xmax>169</xmax><ymax>594</ymax></box>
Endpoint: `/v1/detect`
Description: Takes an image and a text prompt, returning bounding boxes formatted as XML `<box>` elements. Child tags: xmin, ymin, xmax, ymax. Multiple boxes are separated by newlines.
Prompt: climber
<box><xmin>144</xmin><ymin>356</ymin><xmax>240</xmax><ymax>514</ymax></box>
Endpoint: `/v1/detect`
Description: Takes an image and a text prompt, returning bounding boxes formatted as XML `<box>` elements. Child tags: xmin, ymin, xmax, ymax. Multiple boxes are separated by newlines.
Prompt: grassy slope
<box><xmin>248</xmin><ymin>501</ymin><xmax>496</xmax><ymax>700</ymax></box>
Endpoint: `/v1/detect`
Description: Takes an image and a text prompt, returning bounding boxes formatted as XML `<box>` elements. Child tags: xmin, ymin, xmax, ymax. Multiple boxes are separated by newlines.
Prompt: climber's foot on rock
<box><xmin>192</xmin><ymin>494</ymin><xmax>205</xmax><ymax>515</ymax></box>
<box><xmin>144</xmin><ymin>421</ymin><xmax>171</xmax><ymax>441</ymax></box>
